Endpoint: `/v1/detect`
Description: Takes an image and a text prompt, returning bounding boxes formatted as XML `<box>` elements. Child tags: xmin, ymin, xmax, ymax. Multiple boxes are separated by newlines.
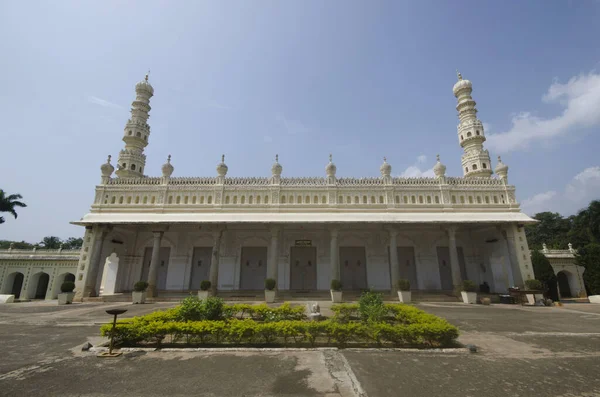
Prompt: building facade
<box><xmin>70</xmin><ymin>73</ymin><xmax>536</xmax><ymax>301</ymax></box>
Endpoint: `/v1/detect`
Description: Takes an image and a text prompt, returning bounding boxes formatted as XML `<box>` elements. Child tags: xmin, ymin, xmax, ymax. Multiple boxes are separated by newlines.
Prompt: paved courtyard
<box><xmin>0</xmin><ymin>301</ymin><xmax>599</xmax><ymax>397</ymax></box>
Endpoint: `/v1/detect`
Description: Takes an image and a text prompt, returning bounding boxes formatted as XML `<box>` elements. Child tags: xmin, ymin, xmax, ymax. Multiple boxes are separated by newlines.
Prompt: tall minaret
<box><xmin>115</xmin><ymin>73</ymin><xmax>154</xmax><ymax>178</ymax></box>
<box><xmin>453</xmin><ymin>71</ymin><xmax>492</xmax><ymax>178</ymax></box>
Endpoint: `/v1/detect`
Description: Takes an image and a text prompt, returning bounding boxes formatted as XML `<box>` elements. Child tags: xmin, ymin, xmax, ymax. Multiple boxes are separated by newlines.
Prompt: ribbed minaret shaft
<box><xmin>115</xmin><ymin>74</ymin><xmax>154</xmax><ymax>178</ymax></box>
<box><xmin>453</xmin><ymin>72</ymin><xmax>492</xmax><ymax>178</ymax></box>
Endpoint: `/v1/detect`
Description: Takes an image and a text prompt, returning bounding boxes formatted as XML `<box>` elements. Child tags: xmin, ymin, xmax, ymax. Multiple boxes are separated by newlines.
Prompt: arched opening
<box><xmin>176</xmin><ymin>196</ymin><xmax>181</xmax><ymax>204</ymax></box>
<box><xmin>131</xmin><ymin>164</ymin><xmax>136</xmax><ymax>170</ymax></box>
<box><xmin>305</xmin><ymin>195</ymin><xmax>310</xmax><ymax>204</ymax></box>
<box><xmin>465</xmin><ymin>167</ymin><xmax>469</xmax><ymax>173</ymax></box>
<box><xmin>346</xmin><ymin>196</ymin><xmax>351</xmax><ymax>204</ymax></box>
<box><xmin>249</xmin><ymin>196</ymin><xmax>253</xmax><ymax>204</ymax></box>
<box><xmin>379</xmin><ymin>196</ymin><xmax>384</xmax><ymax>204</ymax></box>
<box><xmin>476</xmin><ymin>130</ymin><xmax>480</xmax><ymax>136</ymax></box>
<box><xmin>28</xmin><ymin>272</ymin><xmax>50</xmax><ymax>300</ymax></box>
<box><xmin>338</xmin><ymin>196</ymin><xmax>343</xmax><ymax>203</ymax></box>
<box><xmin>136</xmin><ymin>131</ymin><xmax>141</xmax><ymax>137</ymax></box>
<box><xmin>472</xmin><ymin>164</ymin><xmax>478</xmax><ymax>170</ymax></box>
<box><xmin>225</xmin><ymin>196</ymin><xmax>230</xmax><ymax>204</ymax></box>
<box><xmin>314</xmin><ymin>195</ymin><xmax>318</xmax><ymax>204</ymax></box>
<box><xmin>52</xmin><ymin>272</ymin><xmax>75</xmax><ymax>299</ymax></box>
<box><xmin>119</xmin><ymin>196</ymin><xmax>124</xmax><ymax>204</ymax></box>
<box><xmin>241</xmin><ymin>196</ymin><xmax>246</xmax><ymax>204</ymax></box>
<box><xmin>256</xmin><ymin>195</ymin><xmax>261</xmax><ymax>204</ymax></box>
<box><xmin>207</xmin><ymin>196</ymin><xmax>212</xmax><ymax>204</ymax></box>
<box><xmin>265</xmin><ymin>195</ymin><xmax>269</xmax><ymax>204</ymax></box>
<box><xmin>557</xmin><ymin>271</ymin><xmax>572</xmax><ymax>298</ymax></box>
<box><xmin>111</xmin><ymin>196</ymin><xmax>116</xmax><ymax>204</ymax></box>
<box><xmin>281</xmin><ymin>196</ymin><xmax>286</xmax><ymax>204</ymax></box>
<box><xmin>467</xmin><ymin>132</ymin><xmax>472</xmax><ymax>137</ymax></box>
<box><xmin>2</xmin><ymin>272</ymin><xmax>24</xmax><ymax>299</ymax></box>
<box><xmin>371</xmin><ymin>196</ymin><xmax>375</xmax><ymax>204</ymax></box>
<box><xmin>321</xmin><ymin>196</ymin><xmax>326</xmax><ymax>204</ymax></box>
<box><xmin>296</xmin><ymin>196</ymin><xmax>301</xmax><ymax>204</ymax></box>
<box><xmin>363</xmin><ymin>196</ymin><xmax>367</xmax><ymax>204</ymax></box>
<box><xmin>482</xmin><ymin>163</ymin><xmax>487</xmax><ymax>169</ymax></box>
<box><xmin>127</xmin><ymin>197</ymin><xmax>132</xmax><ymax>204</ymax></box>
<box><xmin>135</xmin><ymin>196</ymin><xmax>140</xmax><ymax>204</ymax></box>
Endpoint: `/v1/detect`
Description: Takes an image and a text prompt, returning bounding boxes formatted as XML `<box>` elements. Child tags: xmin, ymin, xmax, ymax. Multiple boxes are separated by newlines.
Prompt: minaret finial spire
<box><xmin>456</xmin><ymin>69</ymin><xmax>462</xmax><ymax>80</ymax></box>
<box><xmin>221</xmin><ymin>154</ymin><xmax>225</xmax><ymax>163</ymax></box>
<box><xmin>329</xmin><ymin>153</ymin><xmax>332</xmax><ymax>162</ymax></box>
<box><xmin>145</xmin><ymin>70</ymin><xmax>150</xmax><ymax>81</ymax></box>
<box><xmin>275</xmin><ymin>154</ymin><xmax>279</xmax><ymax>162</ymax></box>
<box><xmin>436</xmin><ymin>154</ymin><xmax>440</xmax><ymax>162</ymax></box>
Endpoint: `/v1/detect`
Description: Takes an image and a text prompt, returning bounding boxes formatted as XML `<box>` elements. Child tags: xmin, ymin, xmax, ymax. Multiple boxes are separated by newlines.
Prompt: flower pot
<box><xmin>397</xmin><ymin>291</ymin><xmax>411</xmax><ymax>303</ymax></box>
<box><xmin>461</xmin><ymin>291</ymin><xmax>477</xmax><ymax>304</ymax></box>
<box><xmin>330</xmin><ymin>290</ymin><xmax>342</xmax><ymax>303</ymax></box>
<box><xmin>265</xmin><ymin>290</ymin><xmax>276</xmax><ymax>303</ymax></box>
<box><xmin>589</xmin><ymin>295</ymin><xmax>600</xmax><ymax>304</ymax></box>
<box><xmin>58</xmin><ymin>292</ymin><xmax>74</xmax><ymax>305</ymax></box>
<box><xmin>197</xmin><ymin>290</ymin><xmax>210</xmax><ymax>300</ymax></box>
<box><xmin>132</xmin><ymin>291</ymin><xmax>147</xmax><ymax>304</ymax></box>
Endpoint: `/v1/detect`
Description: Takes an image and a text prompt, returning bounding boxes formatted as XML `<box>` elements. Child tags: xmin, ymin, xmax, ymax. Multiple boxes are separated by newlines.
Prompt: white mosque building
<box><xmin>66</xmin><ymin>72</ymin><xmax>535</xmax><ymax>300</ymax></box>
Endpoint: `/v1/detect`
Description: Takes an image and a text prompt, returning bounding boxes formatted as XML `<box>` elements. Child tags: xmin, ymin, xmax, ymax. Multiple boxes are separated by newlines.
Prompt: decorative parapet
<box><xmin>0</xmin><ymin>248</ymin><xmax>81</xmax><ymax>261</ymax></box>
<box><xmin>91</xmin><ymin>174</ymin><xmax>519</xmax><ymax>210</ymax></box>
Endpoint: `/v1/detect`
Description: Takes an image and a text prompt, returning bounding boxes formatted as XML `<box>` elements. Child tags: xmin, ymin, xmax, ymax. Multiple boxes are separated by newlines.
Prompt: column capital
<box><xmin>152</xmin><ymin>231</ymin><xmax>164</xmax><ymax>239</ymax></box>
<box><xmin>445</xmin><ymin>225</ymin><xmax>458</xmax><ymax>238</ymax></box>
<box><xmin>269</xmin><ymin>224</ymin><xmax>281</xmax><ymax>237</ymax></box>
<box><xmin>329</xmin><ymin>227</ymin><xmax>339</xmax><ymax>238</ymax></box>
<box><xmin>385</xmin><ymin>225</ymin><xmax>398</xmax><ymax>236</ymax></box>
<box><xmin>148</xmin><ymin>225</ymin><xmax>169</xmax><ymax>233</ymax></box>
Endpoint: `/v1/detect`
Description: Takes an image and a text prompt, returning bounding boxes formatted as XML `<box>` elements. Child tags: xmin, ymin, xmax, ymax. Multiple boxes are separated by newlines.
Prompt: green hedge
<box><xmin>101</xmin><ymin>318</ymin><xmax>458</xmax><ymax>348</ymax></box>
<box><xmin>100</xmin><ymin>302</ymin><xmax>458</xmax><ymax>348</ymax></box>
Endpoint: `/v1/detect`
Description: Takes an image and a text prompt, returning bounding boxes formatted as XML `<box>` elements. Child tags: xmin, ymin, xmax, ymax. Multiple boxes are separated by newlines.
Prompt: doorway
<box><xmin>290</xmin><ymin>247</ymin><xmax>317</xmax><ymax>290</ymax></box>
<box><xmin>34</xmin><ymin>273</ymin><xmax>50</xmax><ymax>299</ymax></box>
<box><xmin>190</xmin><ymin>247</ymin><xmax>212</xmax><ymax>290</ymax></box>
<box><xmin>141</xmin><ymin>247</ymin><xmax>171</xmax><ymax>290</ymax></box>
<box><xmin>557</xmin><ymin>271</ymin><xmax>572</xmax><ymax>298</ymax></box>
<box><xmin>239</xmin><ymin>247</ymin><xmax>268</xmax><ymax>290</ymax></box>
<box><xmin>436</xmin><ymin>247</ymin><xmax>453</xmax><ymax>290</ymax></box>
<box><xmin>6</xmin><ymin>272</ymin><xmax>24</xmax><ymax>299</ymax></box>
<box><xmin>339</xmin><ymin>247</ymin><xmax>368</xmax><ymax>290</ymax></box>
<box><xmin>389</xmin><ymin>247</ymin><xmax>418</xmax><ymax>289</ymax></box>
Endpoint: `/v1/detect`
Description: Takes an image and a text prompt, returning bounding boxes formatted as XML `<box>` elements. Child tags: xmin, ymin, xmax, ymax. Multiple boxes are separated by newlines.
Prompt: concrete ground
<box><xmin>0</xmin><ymin>301</ymin><xmax>599</xmax><ymax>397</ymax></box>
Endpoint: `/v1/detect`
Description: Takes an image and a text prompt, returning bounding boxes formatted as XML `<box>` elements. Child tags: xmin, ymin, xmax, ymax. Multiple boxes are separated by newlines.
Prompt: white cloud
<box><xmin>521</xmin><ymin>166</ymin><xmax>600</xmax><ymax>216</ymax></box>
<box><xmin>486</xmin><ymin>71</ymin><xmax>600</xmax><ymax>153</ymax></box>
<box><xmin>520</xmin><ymin>191</ymin><xmax>557</xmax><ymax>215</ymax></box>
<box><xmin>276</xmin><ymin>114</ymin><xmax>311</xmax><ymax>135</ymax></box>
<box><xmin>87</xmin><ymin>96</ymin><xmax>123</xmax><ymax>109</ymax></box>
<box><xmin>399</xmin><ymin>156</ymin><xmax>435</xmax><ymax>178</ymax></box>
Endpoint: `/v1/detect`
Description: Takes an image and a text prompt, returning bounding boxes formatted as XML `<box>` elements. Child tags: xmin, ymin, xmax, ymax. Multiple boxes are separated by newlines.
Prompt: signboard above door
<box><xmin>295</xmin><ymin>240</ymin><xmax>312</xmax><ymax>247</ymax></box>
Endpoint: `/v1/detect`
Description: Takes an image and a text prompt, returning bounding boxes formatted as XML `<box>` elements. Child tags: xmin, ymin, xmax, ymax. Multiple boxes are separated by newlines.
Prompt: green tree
<box><xmin>525</xmin><ymin>212</ymin><xmax>571</xmax><ymax>250</ymax></box>
<box><xmin>531</xmin><ymin>250</ymin><xmax>555</xmax><ymax>284</ymax></box>
<box><xmin>63</xmin><ymin>237</ymin><xmax>83</xmax><ymax>250</ymax></box>
<box><xmin>0</xmin><ymin>190</ymin><xmax>27</xmax><ymax>225</ymax></box>
<box><xmin>40</xmin><ymin>236</ymin><xmax>62</xmax><ymax>249</ymax></box>
<box><xmin>576</xmin><ymin>243</ymin><xmax>600</xmax><ymax>295</ymax></box>
<box><xmin>0</xmin><ymin>240</ymin><xmax>35</xmax><ymax>249</ymax></box>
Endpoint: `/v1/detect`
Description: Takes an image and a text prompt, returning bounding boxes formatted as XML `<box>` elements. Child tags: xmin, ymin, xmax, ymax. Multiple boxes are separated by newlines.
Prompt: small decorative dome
<box><xmin>216</xmin><ymin>154</ymin><xmax>228</xmax><ymax>177</ymax></box>
<box><xmin>325</xmin><ymin>154</ymin><xmax>336</xmax><ymax>177</ymax></box>
<box><xmin>380</xmin><ymin>157</ymin><xmax>392</xmax><ymax>177</ymax></box>
<box><xmin>495</xmin><ymin>156</ymin><xmax>508</xmax><ymax>174</ymax></box>
<box><xmin>433</xmin><ymin>154</ymin><xmax>447</xmax><ymax>177</ymax></box>
<box><xmin>135</xmin><ymin>72</ymin><xmax>154</xmax><ymax>96</ymax></box>
<box><xmin>452</xmin><ymin>70</ymin><xmax>472</xmax><ymax>95</ymax></box>
<box><xmin>271</xmin><ymin>154</ymin><xmax>282</xmax><ymax>176</ymax></box>
<box><xmin>100</xmin><ymin>155</ymin><xmax>115</xmax><ymax>177</ymax></box>
<box><xmin>161</xmin><ymin>154</ymin><xmax>174</xmax><ymax>177</ymax></box>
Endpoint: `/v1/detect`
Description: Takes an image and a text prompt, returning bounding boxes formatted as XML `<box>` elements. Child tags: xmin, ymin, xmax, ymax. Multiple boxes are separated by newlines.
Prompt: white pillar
<box><xmin>499</xmin><ymin>228</ymin><xmax>516</xmax><ymax>288</ymax></box>
<box><xmin>147</xmin><ymin>231</ymin><xmax>163</xmax><ymax>297</ymax></box>
<box><xmin>389</xmin><ymin>228</ymin><xmax>400</xmax><ymax>293</ymax></box>
<box><xmin>83</xmin><ymin>226</ymin><xmax>109</xmax><ymax>297</ymax></box>
<box><xmin>330</xmin><ymin>227</ymin><xmax>339</xmax><ymax>283</ymax></box>
<box><xmin>446</xmin><ymin>226</ymin><xmax>462</xmax><ymax>289</ymax></box>
<box><xmin>268</xmin><ymin>225</ymin><xmax>280</xmax><ymax>285</ymax></box>
<box><xmin>209</xmin><ymin>228</ymin><xmax>224</xmax><ymax>293</ymax></box>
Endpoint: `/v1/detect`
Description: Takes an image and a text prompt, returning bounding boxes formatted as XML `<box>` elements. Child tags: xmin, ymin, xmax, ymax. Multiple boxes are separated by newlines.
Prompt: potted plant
<box><xmin>58</xmin><ymin>281</ymin><xmax>75</xmax><ymax>305</ymax></box>
<box><xmin>330</xmin><ymin>279</ymin><xmax>342</xmax><ymax>303</ymax></box>
<box><xmin>524</xmin><ymin>279</ymin><xmax>544</xmax><ymax>305</ymax></box>
<box><xmin>461</xmin><ymin>280</ymin><xmax>477</xmax><ymax>304</ymax></box>
<box><xmin>264</xmin><ymin>278</ymin><xmax>276</xmax><ymax>303</ymax></box>
<box><xmin>198</xmin><ymin>280</ymin><xmax>211</xmax><ymax>300</ymax></box>
<box><xmin>132</xmin><ymin>281</ymin><xmax>149</xmax><ymax>304</ymax></box>
<box><xmin>397</xmin><ymin>279</ymin><xmax>411</xmax><ymax>303</ymax></box>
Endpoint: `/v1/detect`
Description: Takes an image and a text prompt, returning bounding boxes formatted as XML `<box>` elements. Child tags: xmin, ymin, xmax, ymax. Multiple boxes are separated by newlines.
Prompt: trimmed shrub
<box><xmin>133</xmin><ymin>281</ymin><xmax>149</xmax><ymax>292</ymax></box>
<box><xmin>178</xmin><ymin>296</ymin><xmax>224</xmax><ymax>322</ymax></box>
<box><xmin>331</xmin><ymin>303</ymin><xmax>358</xmax><ymax>323</ymax></box>
<box><xmin>397</xmin><ymin>279</ymin><xmax>410</xmax><ymax>291</ymax></box>
<box><xmin>200</xmin><ymin>280</ymin><xmax>211</xmax><ymax>291</ymax></box>
<box><xmin>265</xmin><ymin>278</ymin><xmax>276</xmax><ymax>291</ymax></box>
<box><xmin>60</xmin><ymin>281</ymin><xmax>75</xmax><ymax>293</ymax></box>
<box><xmin>525</xmin><ymin>279</ymin><xmax>543</xmax><ymax>291</ymax></box>
<box><xmin>461</xmin><ymin>280</ymin><xmax>476</xmax><ymax>292</ymax></box>
<box><xmin>358</xmin><ymin>290</ymin><xmax>386</xmax><ymax>323</ymax></box>
<box><xmin>330</xmin><ymin>279</ymin><xmax>342</xmax><ymax>291</ymax></box>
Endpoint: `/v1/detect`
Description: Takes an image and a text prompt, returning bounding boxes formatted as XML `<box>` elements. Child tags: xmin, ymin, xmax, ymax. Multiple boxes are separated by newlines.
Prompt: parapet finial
<box><xmin>221</xmin><ymin>154</ymin><xmax>225</xmax><ymax>163</ymax></box>
<box><xmin>456</xmin><ymin>70</ymin><xmax>462</xmax><ymax>80</ymax></box>
<box><xmin>329</xmin><ymin>153</ymin><xmax>333</xmax><ymax>162</ymax></box>
<box><xmin>107</xmin><ymin>154</ymin><xmax>111</xmax><ymax>163</ymax></box>
<box><xmin>498</xmin><ymin>155</ymin><xmax>502</xmax><ymax>162</ymax></box>
<box><xmin>145</xmin><ymin>70</ymin><xmax>150</xmax><ymax>81</ymax></box>
<box><xmin>275</xmin><ymin>154</ymin><xmax>279</xmax><ymax>162</ymax></box>
<box><xmin>383</xmin><ymin>156</ymin><xmax>387</xmax><ymax>162</ymax></box>
<box><xmin>436</xmin><ymin>154</ymin><xmax>440</xmax><ymax>162</ymax></box>
<box><xmin>167</xmin><ymin>154</ymin><xmax>171</xmax><ymax>163</ymax></box>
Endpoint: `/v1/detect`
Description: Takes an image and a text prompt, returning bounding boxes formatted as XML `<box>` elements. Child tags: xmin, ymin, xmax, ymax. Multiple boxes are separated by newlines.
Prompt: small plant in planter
<box><xmin>58</xmin><ymin>281</ymin><xmax>75</xmax><ymax>305</ymax></box>
<box><xmin>330</xmin><ymin>279</ymin><xmax>343</xmax><ymax>303</ymax></box>
<box><xmin>461</xmin><ymin>280</ymin><xmax>477</xmax><ymax>304</ymax></box>
<box><xmin>524</xmin><ymin>279</ymin><xmax>545</xmax><ymax>305</ymax></box>
<box><xmin>264</xmin><ymin>278</ymin><xmax>276</xmax><ymax>303</ymax></box>
<box><xmin>132</xmin><ymin>281</ymin><xmax>149</xmax><ymax>304</ymax></box>
<box><xmin>396</xmin><ymin>279</ymin><xmax>411</xmax><ymax>303</ymax></box>
<box><xmin>198</xmin><ymin>280</ymin><xmax>211</xmax><ymax>300</ymax></box>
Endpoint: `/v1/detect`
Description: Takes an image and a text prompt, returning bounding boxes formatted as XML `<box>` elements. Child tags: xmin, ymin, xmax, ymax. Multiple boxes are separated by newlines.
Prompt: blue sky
<box><xmin>1</xmin><ymin>1</ymin><xmax>600</xmax><ymax>242</ymax></box>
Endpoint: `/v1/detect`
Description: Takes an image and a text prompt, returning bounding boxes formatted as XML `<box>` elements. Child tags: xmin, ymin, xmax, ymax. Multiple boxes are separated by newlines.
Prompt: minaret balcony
<box><xmin>459</xmin><ymin>134</ymin><xmax>486</xmax><ymax>148</ymax></box>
